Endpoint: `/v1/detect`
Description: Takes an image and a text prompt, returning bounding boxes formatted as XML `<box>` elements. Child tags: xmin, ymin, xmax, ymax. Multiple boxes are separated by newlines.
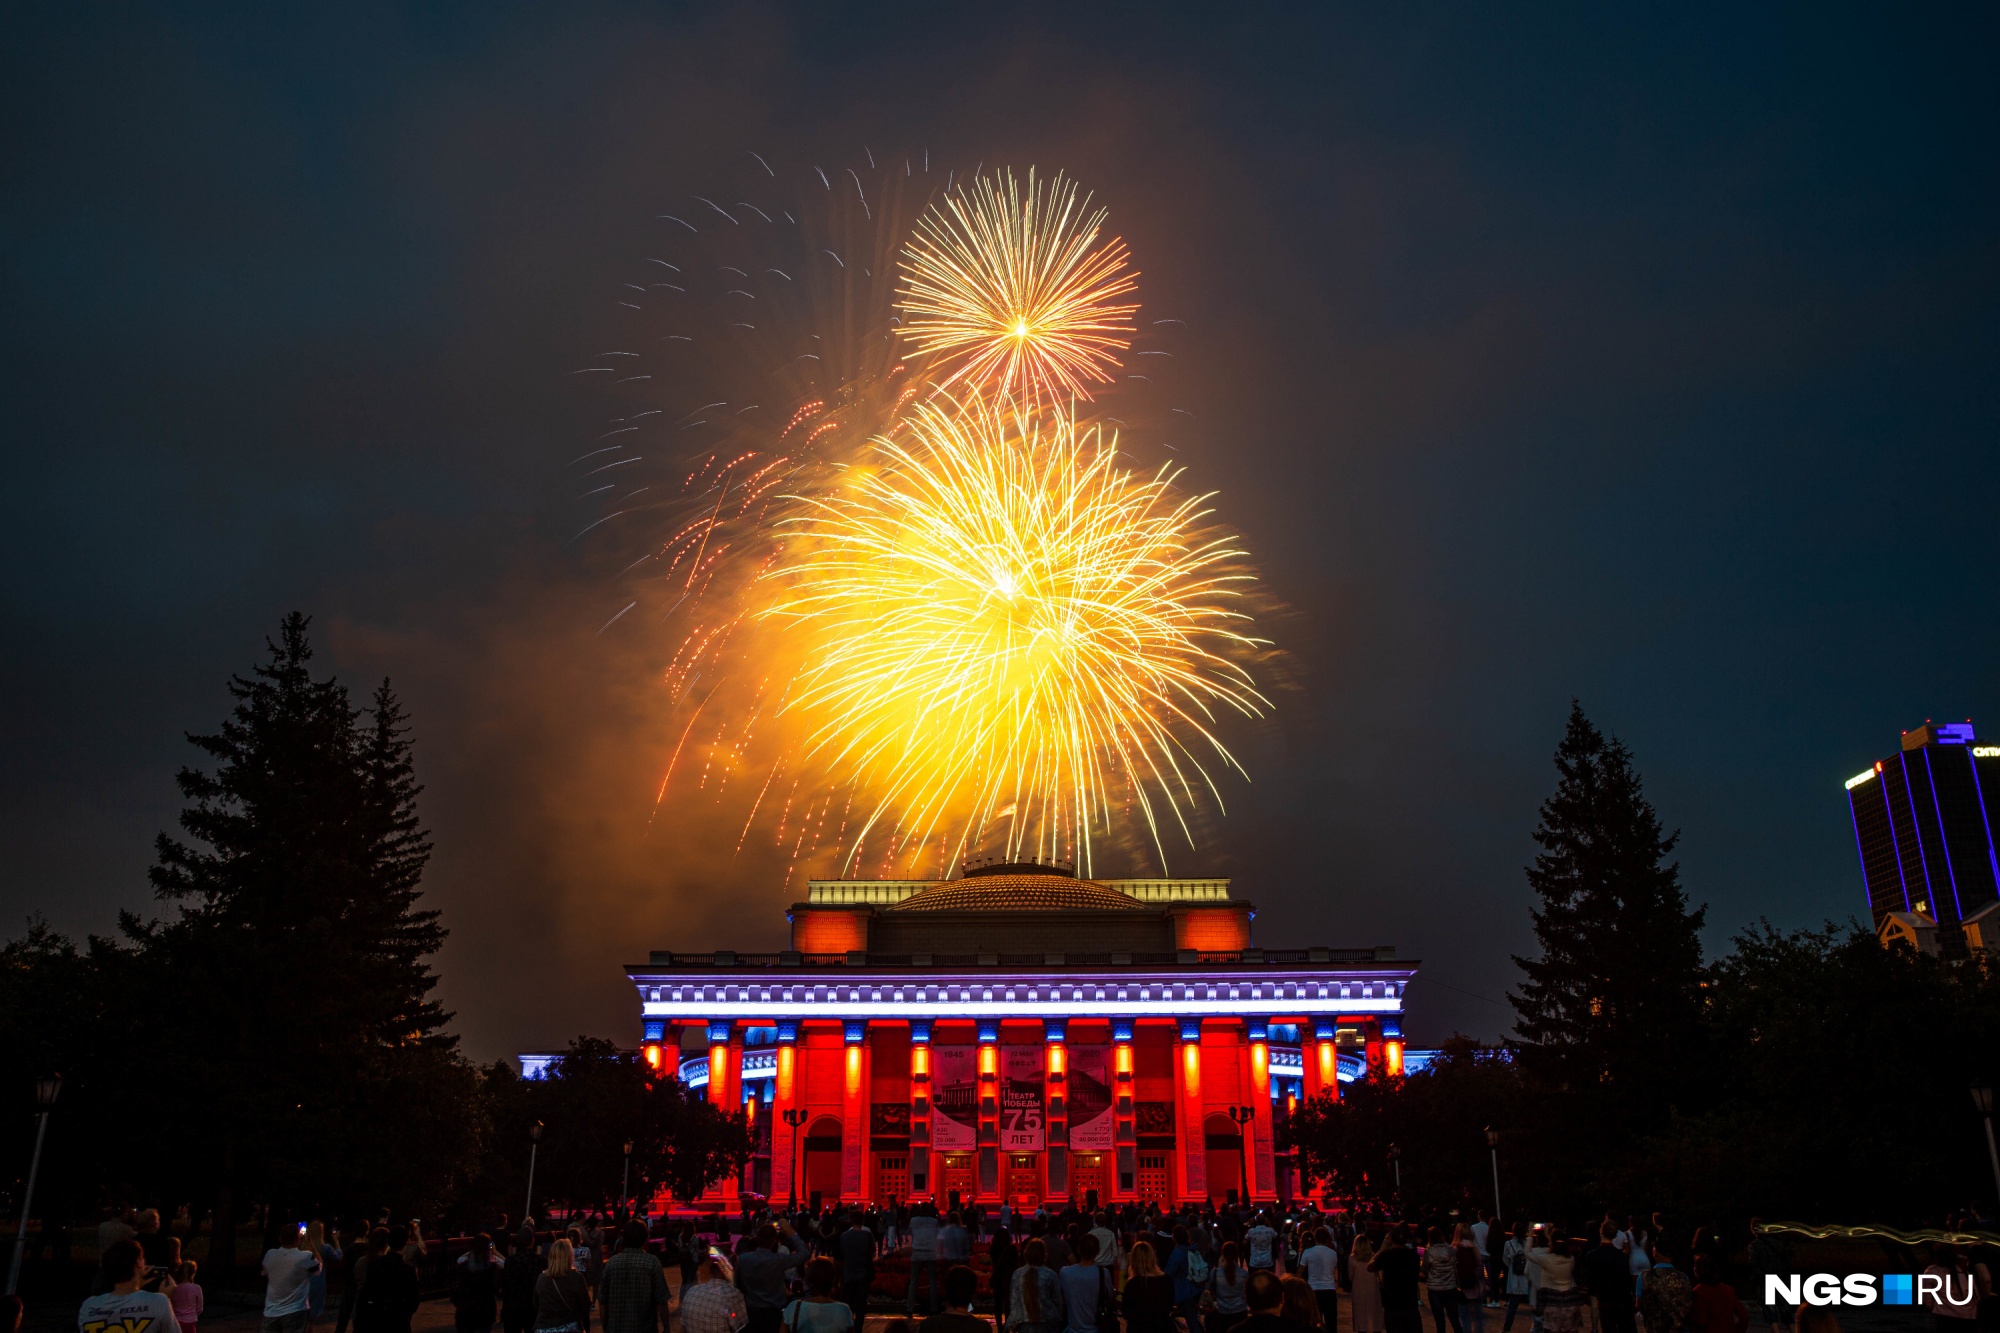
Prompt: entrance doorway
<box><xmin>1070</xmin><ymin>1152</ymin><xmax>1106</xmax><ymax>1204</ymax></box>
<box><xmin>875</xmin><ymin>1154</ymin><xmax>908</xmax><ymax>1203</ymax></box>
<box><xmin>1136</xmin><ymin>1153</ymin><xmax>1170</xmax><ymax>1202</ymax></box>
<box><xmin>941</xmin><ymin>1153</ymin><xmax>976</xmax><ymax>1205</ymax></box>
<box><xmin>804</xmin><ymin>1116</ymin><xmax>843</xmax><ymax>1202</ymax></box>
<box><xmin>1007</xmin><ymin>1153</ymin><xmax>1041</xmax><ymax>1203</ymax></box>
<box><xmin>1203</xmin><ymin>1114</ymin><xmax>1245</xmax><ymax>1202</ymax></box>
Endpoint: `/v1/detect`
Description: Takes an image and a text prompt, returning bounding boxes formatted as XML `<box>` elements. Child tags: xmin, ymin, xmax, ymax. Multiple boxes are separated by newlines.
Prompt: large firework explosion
<box><xmin>575</xmin><ymin>153</ymin><xmax>1268</xmax><ymax>878</ymax></box>
<box><xmin>769</xmin><ymin>391</ymin><xmax>1266</xmax><ymax>873</ymax></box>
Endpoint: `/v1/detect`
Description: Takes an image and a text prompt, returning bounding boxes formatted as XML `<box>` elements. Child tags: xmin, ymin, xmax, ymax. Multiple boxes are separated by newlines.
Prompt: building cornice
<box><xmin>626</xmin><ymin>961</ymin><xmax>1415</xmax><ymax>1023</ymax></box>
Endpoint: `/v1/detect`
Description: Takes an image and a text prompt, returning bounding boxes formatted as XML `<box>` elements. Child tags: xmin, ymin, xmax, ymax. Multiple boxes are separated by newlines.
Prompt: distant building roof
<box><xmin>804</xmin><ymin>874</ymin><xmax>1233</xmax><ymax>907</ymax></box>
<box><xmin>888</xmin><ymin>872</ymin><xmax>1150</xmax><ymax>914</ymax></box>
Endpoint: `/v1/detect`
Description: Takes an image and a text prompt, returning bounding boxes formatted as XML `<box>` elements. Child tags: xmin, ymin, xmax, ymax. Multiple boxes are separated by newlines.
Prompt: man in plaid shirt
<box><xmin>676</xmin><ymin>1255</ymin><xmax>747</xmax><ymax>1333</ymax></box>
<box><xmin>598</xmin><ymin>1223</ymin><xmax>672</xmax><ymax>1333</ymax></box>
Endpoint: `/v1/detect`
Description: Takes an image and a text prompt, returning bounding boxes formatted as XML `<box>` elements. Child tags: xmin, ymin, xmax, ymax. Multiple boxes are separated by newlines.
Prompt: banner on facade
<box><xmin>1001</xmin><ymin>1046</ymin><xmax>1045</xmax><ymax>1151</ymax></box>
<box><xmin>931</xmin><ymin>1044</ymin><xmax>978</xmax><ymax>1151</ymax></box>
<box><xmin>1068</xmin><ymin>1044</ymin><xmax>1115</xmax><ymax>1150</ymax></box>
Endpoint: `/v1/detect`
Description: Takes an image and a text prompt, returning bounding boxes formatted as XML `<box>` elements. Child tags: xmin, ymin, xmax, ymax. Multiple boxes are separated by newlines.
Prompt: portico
<box><xmin>625</xmin><ymin>863</ymin><xmax>1415</xmax><ymax>1207</ymax></box>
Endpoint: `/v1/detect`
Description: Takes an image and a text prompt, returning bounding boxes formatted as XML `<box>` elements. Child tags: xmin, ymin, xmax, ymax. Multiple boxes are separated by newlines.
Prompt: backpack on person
<box><xmin>1184</xmin><ymin>1249</ymin><xmax>1210</xmax><ymax>1285</ymax></box>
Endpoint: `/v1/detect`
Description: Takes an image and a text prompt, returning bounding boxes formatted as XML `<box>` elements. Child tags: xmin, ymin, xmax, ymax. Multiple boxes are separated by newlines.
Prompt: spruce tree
<box><xmin>133</xmin><ymin>613</ymin><xmax>452</xmax><ymax>1266</ymax></box>
<box><xmin>1510</xmin><ymin>703</ymin><xmax>1707</xmax><ymax>1123</ymax></box>
<box><xmin>146</xmin><ymin>614</ymin><xmax>446</xmax><ymax>1039</ymax></box>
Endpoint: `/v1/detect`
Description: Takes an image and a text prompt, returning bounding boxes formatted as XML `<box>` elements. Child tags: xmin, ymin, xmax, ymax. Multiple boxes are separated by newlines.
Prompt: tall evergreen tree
<box><xmin>130</xmin><ymin>613</ymin><xmax>454</xmax><ymax>1270</ymax></box>
<box><xmin>1510</xmin><ymin>703</ymin><xmax>1708</xmax><ymax>1124</ymax></box>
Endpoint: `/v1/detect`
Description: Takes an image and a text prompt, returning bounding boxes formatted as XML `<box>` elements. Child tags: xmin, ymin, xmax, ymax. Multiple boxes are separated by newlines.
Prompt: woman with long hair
<box><xmin>1499</xmin><ymin>1224</ymin><xmax>1531</xmax><ymax>1333</ymax></box>
<box><xmin>533</xmin><ymin>1240</ymin><xmax>592</xmax><ymax>1333</ymax></box>
<box><xmin>1350</xmin><ymin>1232</ymin><xmax>1385</xmax><ymax>1333</ymax></box>
<box><xmin>1205</xmin><ymin>1241</ymin><xmax>1248</xmax><ymax>1333</ymax></box>
<box><xmin>305</xmin><ymin>1223</ymin><xmax>338</xmax><ymax>1327</ymax></box>
<box><xmin>1122</xmin><ymin>1243</ymin><xmax>1176</xmax><ymax>1333</ymax></box>
<box><xmin>1012</xmin><ymin>1237</ymin><xmax>1063</xmax><ymax>1333</ymax></box>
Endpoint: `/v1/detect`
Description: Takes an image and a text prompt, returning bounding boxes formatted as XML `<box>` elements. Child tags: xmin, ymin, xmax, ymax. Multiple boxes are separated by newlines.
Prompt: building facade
<box><xmin>1845</xmin><ymin>720</ymin><xmax>2000</xmax><ymax>959</ymax></box>
<box><xmin>623</xmin><ymin>861</ymin><xmax>1417</xmax><ymax>1208</ymax></box>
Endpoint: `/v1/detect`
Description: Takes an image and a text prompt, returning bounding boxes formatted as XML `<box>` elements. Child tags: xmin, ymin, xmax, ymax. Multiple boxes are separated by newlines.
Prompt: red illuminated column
<box><xmin>1113</xmin><ymin>1023</ymin><xmax>1136</xmax><ymax>1200</ymax></box>
<box><xmin>1297</xmin><ymin>1020</ymin><xmax>1339</xmax><ymax>1202</ymax></box>
<box><xmin>841</xmin><ymin>1020</ymin><xmax>868</xmax><ymax>1202</ymax></box>
<box><xmin>1176</xmin><ymin>1018</ymin><xmax>1206</xmax><ymax>1201</ymax></box>
<box><xmin>909</xmin><ymin>1022</ymin><xmax>933</xmax><ymax>1200</ymax></box>
<box><xmin>707</xmin><ymin>1020</ymin><xmax>730</xmax><ymax>1109</ymax></box>
<box><xmin>976</xmin><ymin>1024</ymin><xmax>1000</xmax><ymax>1201</ymax></box>
<box><xmin>772</xmin><ymin>1020</ymin><xmax>799</xmax><ymax>1205</ymax></box>
<box><xmin>707</xmin><ymin>1020</ymin><xmax>740</xmax><ymax>1203</ymax></box>
<box><xmin>1045</xmin><ymin>1020</ymin><xmax>1068</xmax><ymax>1200</ymax></box>
<box><xmin>1312</xmin><ymin>1019</ymin><xmax>1340</xmax><ymax>1102</ymax></box>
<box><xmin>1247</xmin><ymin>1020</ymin><xmax>1276</xmax><ymax>1200</ymax></box>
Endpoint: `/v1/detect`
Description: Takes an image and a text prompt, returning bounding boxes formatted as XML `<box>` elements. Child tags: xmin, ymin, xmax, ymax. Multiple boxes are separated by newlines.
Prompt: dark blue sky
<box><xmin>4</xmin><ymin>5</ymin><xmax>1997</xmax><ymax>1060</ymax></box>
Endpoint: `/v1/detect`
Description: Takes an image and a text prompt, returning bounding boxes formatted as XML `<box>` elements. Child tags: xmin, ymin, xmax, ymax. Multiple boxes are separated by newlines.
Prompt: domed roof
<box><xmin>887</xmin><ymin>871</ymin><xmax>1146</xmax><ymax>914</ymax></box>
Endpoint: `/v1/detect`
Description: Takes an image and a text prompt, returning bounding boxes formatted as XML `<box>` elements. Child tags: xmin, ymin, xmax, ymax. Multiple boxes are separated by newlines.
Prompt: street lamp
<box><xmin>622</xmin><ymin>1140</ymin><xmax>635</xmax><ymax>1216</ymax></box>
<box><xmin>1228</xmin><ymin>1106</ymin><xmax>1256</xmax><ymax>1205</ymax></box>
<box><xmin>1485</xmin><ymin>1126</ymin><xmax>1503</xmax><ymax>1220</ymax></box>
<box><xmin>524</xmin><ymin>1121</ymin><xmax>543</xmax><ymax>1224</ymax></box>
<box><xmin>1972</xmin><ymin>1085</ymin><xmax>2000</xmax><ymax>1204</ymax></box>
<box><xmin>782</xmin><ymin>1109</ymin><xmax>809</xmax><ymax>1209</ymax></box>
<box><xmin>1387</xmin><ymin>1142</ymin><xmax>1402</xmax><ymax>1201</ymax></box>
<box><xmin>5</xmin><ymin>1074</ymin><xmax>61</xmax><ymax>1295</ymax></box>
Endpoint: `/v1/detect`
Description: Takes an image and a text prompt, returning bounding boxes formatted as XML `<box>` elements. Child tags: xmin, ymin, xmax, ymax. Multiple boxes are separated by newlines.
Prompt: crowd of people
<box><xmin>62</xmin><ymin>1199</ymin><xmax>2000</xmax><ymax>1333</ymax></box>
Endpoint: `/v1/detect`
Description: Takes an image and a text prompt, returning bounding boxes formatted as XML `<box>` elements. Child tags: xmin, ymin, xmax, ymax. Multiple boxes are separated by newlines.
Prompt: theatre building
<box><xmin>625</xmin><ymin>862</ymin><xmax>1417</xmax><ymax>1208</ymax></box>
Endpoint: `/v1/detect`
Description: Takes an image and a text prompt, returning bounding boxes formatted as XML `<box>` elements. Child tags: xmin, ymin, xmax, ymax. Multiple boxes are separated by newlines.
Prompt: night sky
<box><xmin>5</xmin><ymin>6</ymin><xmax>1998</xmax><ymax>1062</ymax></box>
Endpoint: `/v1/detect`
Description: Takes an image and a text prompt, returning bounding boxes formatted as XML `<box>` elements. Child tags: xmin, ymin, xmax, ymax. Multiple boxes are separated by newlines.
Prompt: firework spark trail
<box><xmin>764</xmin><ymin>389</ymin><xmax>1268</xmax><ymax>875</ymax></box>
<box><xmin>896</xmin><ymin>168</ymin><xmax>1139</xmax><ymax>410</ymax></box>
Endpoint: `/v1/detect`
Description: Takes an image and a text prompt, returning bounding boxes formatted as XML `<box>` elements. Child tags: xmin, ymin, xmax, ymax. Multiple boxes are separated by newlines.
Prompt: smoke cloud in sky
<box><xmin>4</xmin><ymin>5</ymin><xmax>1998</xmax><ymax>1059</ymax></box>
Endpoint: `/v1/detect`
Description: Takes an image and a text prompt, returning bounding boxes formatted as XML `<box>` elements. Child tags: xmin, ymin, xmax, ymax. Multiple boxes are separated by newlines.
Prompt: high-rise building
<box><xmin>1845</xmin><ymin>720</ymin><xmax>2000</xmax><ymax>959</ymax></box>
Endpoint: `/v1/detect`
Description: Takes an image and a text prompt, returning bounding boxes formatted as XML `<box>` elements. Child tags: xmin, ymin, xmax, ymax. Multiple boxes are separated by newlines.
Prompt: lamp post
<box><xmin>1228</xmin><ymin>1106</ymin><xmax>1256</xmax><ymax>1205</ymax></box>
<box><xmin>5</xmin><ymin>1074</ymin><xmax>60</xmax><ymax>1296</ymax></box>
<box><xmin>1388</xmin><ymin>1142</ymin><xmax>1401</xmax><ymax>1201</ymax></box>
<box><xmin>782</xmin><ymin>1108</ymin><xmax>809</xmax><ymax>1209</ymax></box>
<box><xmin>622</xmin><ymin>1140</ymin><xmax>634</xmax><ymax>1216</ymax></box>
<box><xmin>524</xmin><ymin>1121</ymin><xmax>543</xmax><ymax>1224</ymax></box>
<box><xmin>1973</xmin><ymin>1085</ymin><xmax>2000</xmax><ymax>1204</ymax></box>
<box><xmin>1485</xmin><ymin>1126</ymin><xmax>1503</xmax><ymax>1220</ymax></box>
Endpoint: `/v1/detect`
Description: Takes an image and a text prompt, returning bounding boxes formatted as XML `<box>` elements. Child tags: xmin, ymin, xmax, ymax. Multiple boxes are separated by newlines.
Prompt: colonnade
<box><xmin>645</xmin><ymin>1014</ymin><xmax>1402</xmax><ymax>1207</ymax></box>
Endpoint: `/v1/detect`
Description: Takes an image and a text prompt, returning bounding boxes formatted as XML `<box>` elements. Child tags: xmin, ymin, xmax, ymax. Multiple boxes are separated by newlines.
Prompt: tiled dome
<box><xmin>886</xmin><ymin>873</ymin><xmax>1145</xmax><ymax>913</ymax></box>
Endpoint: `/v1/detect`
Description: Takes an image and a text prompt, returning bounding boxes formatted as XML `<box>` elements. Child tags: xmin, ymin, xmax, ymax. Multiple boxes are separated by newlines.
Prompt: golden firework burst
<box><xmin>763</xmin><ymin>391</ymin><xmax>1266</xmax><ymax>873</ymax></box>
<box><xmin>895</xmin><ymin>169</ymin><xmax>1140</xmax><ymax>408</ymax></box>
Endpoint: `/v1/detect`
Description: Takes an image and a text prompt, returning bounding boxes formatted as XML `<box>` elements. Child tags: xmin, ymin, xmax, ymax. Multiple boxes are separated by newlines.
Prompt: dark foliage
<box><xmin>1290</xmin><ymin>704</ymin><xmax>2000</xmax><ymax>1227</ymax></box>
<box><xmin>1618</xmin><ymin>920</ymin><xmax>2000</xmax><ymax>1223</ymax></box>
<box><xmin>0</xmin><ymin>615</ymin><xmax>484</xmax><ymax>1279</ymax></box>
<box><xmin>1289</xmin><ymin>1037</ymin><xmax>1523</xmax><ymax>1208</ymax></box>
<box><xmin>470</xmin><ymin>1038</ymin><xmax>751</xmax><ymax>1219</ymax></box>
